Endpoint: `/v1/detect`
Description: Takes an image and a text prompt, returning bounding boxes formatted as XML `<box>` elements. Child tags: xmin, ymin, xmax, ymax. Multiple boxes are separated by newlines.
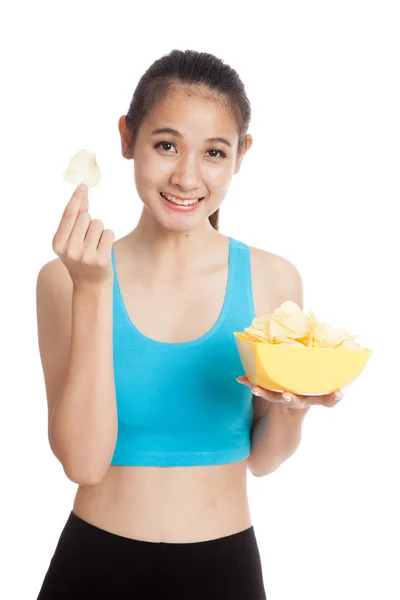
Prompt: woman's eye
<box><xmin>154</xmin><ymin>141</ymin><xmax>226</xmax><ymax>159</ymax></box>
<box><xmin>158</xmin><ymin>142</ymin><xmax>175</xmax><ymax>152</ymax></box>
<box><xmin>208</xmin><ymin>149</ymin><xmax>226</xmax><ymax>158</ymax></box>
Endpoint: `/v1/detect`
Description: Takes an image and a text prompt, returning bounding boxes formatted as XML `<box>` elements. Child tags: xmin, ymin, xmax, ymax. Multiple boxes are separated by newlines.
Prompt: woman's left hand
<box><xmin>236</xmin><ymin>376</ymin><xmax>343</xmax><ymax>409</ymax></box>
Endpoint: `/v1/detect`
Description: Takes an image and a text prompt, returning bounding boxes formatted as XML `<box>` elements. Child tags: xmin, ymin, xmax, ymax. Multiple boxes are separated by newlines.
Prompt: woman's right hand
<box><xmin>52</xmin><ymin>184</ymin><xmax>115</xmax><ymax>288</ymax></box>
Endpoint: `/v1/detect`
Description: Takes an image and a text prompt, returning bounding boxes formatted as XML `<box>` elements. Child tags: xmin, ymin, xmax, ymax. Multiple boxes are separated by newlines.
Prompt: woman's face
<box><xmin>119</xmin><ymin>86</ymin><xmax>251</xmax><ymax>233</ymax></box>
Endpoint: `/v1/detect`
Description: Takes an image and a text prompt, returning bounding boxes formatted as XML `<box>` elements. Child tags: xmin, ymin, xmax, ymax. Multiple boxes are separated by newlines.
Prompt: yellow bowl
<box><xmin>233</xmin><ymin>332</ymin><xmax>372</xmax><ymax>396</ymax></box>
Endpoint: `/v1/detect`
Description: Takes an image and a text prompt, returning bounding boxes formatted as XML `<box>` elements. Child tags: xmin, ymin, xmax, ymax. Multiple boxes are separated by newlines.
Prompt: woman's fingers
<box><xmin>236</xmin><ymin>377</ymin><xmax>283</xmax><ymax>402</ymax></box>
<box><xmin>236</xmin><ymin>376</ymin><xmax>343</xmax><ymax>408</ymax></box>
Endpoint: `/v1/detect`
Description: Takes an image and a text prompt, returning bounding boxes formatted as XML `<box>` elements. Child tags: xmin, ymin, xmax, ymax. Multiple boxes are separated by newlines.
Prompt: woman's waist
<box><xmin>72</xmin><ymin>461</ymin><xmax>251</xmax><ymax>543</ymax></box>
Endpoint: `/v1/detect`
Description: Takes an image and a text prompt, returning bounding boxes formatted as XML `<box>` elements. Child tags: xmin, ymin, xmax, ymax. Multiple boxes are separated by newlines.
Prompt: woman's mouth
<box><xmin>160</xmin><ymin>192</ymin><xmax>204</xmax><ymax>205</ymax></box>
<box><xmin>160</xmin><ymin>192</ymin><xmax>204</xmax><ymax>212</ymax></box>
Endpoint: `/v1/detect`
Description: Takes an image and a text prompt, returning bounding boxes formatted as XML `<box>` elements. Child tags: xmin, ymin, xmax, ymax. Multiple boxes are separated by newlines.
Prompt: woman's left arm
<box><xmin>240</xmin><ymin>256</ymin><xmax>343</xmax><ymax>477</ymax></box>
<box><xmin>246</xmin><ymin>400</ymin><xmax>311</xmax><ymax>477</ymax></box>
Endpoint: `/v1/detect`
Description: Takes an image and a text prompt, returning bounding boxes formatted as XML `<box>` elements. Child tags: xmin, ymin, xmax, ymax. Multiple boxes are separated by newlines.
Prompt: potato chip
<box><xmin>63</xmin><ymin>149</ymin><xmax>101</xmax><ymax>188</ymax></box>
<box><xmin>243</xmin><ymin>301</ymin><xmax>365</xmax><ymax>350</ymax></box>
<box><xmin>243</xmin><ymin>328</ymin><xmax>270</xmax><ymax>343</ymax></box>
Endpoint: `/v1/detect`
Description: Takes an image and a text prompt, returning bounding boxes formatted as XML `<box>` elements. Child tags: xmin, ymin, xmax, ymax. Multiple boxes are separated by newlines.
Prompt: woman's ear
<box><xmin>118</xmin><ymin>116</ymin><xmax>134</xmax><ymax>159</ymax></box>
<box><xmin>234</xmin><ymin>134</ymin><xmax>253</xmax><ymax>175</ymax></box>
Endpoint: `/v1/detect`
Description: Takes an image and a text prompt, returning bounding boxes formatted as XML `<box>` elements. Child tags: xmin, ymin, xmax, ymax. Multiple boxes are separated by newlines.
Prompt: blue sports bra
<box><xmin>110</xmin><ymin>236</ymin><xmax>256</xmax><ymax>467</ymax></box>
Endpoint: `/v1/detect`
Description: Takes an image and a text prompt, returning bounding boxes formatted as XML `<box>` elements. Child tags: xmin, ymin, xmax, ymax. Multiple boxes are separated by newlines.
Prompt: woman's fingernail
<box><xmin>253</xmin><ymin>390</ymin><xmax>262</xmax><ymax>396</ymax></box>
<box><xmin>283</xmin><ymin>393</ymin><xmax>293</xmax><ymax>402</ymax></box>
<box><xmin>78</xmin><ymin>183</ymin><xmax>88</xmax><ymax>191</ymax></box>
<box><xmin>334</xmin><ymin>392</ymin><xmax>343</xmax><ymax>400</ymax></box>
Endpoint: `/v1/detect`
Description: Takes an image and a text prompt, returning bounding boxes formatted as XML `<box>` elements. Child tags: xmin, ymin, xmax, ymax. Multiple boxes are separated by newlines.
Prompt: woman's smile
<box><xmin>159</xmin><ymin>191</ymin><xmax>204</xmax><ymax>212</ymax></box>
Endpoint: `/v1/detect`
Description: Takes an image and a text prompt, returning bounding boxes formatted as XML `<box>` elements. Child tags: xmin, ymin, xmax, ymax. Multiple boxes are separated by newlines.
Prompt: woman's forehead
<box><xmin>145</xmin><ymin>91</ymin><xmax>237</xmax><ymax>139</ymax></box>
<box><xmin>158</xmin><ymin>86</ymin><xmax>229</xmax><ymax>114</ymax></box>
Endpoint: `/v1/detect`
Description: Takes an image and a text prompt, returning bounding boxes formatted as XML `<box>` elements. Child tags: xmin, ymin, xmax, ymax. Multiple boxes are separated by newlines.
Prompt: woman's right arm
<box><xmin>36</xmin><ymin>185</ymin><xmax>117</xmax><ymax>486</ymax></box>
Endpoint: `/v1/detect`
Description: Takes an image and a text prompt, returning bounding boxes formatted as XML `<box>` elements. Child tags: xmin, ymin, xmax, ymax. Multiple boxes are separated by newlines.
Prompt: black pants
<box><xmin>37</xmin><ymin>511</ymin><xmax>267</xmax><ymax>599</ymax></box>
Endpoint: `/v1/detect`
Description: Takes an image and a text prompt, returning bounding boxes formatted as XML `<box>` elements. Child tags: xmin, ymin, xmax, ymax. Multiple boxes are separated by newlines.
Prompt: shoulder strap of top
<box><xmin>228</xmin><ymin>237</ymin><xmax>256</xmax><ymax>320</ymax></box>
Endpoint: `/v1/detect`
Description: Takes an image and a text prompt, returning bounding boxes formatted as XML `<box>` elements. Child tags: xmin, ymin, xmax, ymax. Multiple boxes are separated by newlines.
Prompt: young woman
<box><xmin>36</xmin><ymin>49</ymin><xmax>342</xmax><ymax>599</ymax></box>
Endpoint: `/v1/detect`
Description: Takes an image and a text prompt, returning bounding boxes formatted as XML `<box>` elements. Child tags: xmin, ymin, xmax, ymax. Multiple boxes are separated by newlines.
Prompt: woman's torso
<box><xmin>73</xmin><ymin>233</ymin><xmax>279</xmax><ymax>542</ymax></box>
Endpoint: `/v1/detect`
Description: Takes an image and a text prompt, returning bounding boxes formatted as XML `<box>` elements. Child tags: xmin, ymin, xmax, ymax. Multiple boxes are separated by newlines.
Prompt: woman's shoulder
<box><xmin>243</xmin><ymin>241</ymin><xmax>303</xmax><ymax>310</ymax></box>
<box><xmin>235</xmin><ymin>238</ymin><xmax>295</xmax><ymax>274</ymax></box>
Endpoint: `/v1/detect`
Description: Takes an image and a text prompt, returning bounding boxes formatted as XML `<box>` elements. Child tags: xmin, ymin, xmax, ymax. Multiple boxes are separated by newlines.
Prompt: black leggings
<box><xmin>37</xmin><ymin>510</ymin><xmax>267</xmax><ymax>599</ymax></box>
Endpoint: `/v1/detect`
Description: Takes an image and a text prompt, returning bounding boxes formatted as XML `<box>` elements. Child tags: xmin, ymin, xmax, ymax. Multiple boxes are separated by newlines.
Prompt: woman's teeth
<box><xmin>160</xmin><ymin>192</ymin><xmax>201</xmax><ymax>206</ymax></box>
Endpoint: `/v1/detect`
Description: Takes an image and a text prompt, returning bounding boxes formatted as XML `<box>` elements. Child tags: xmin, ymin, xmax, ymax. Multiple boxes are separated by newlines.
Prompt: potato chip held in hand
<box><xmin>63</xmin><ymin>149</ymin><xmax>101</xmax><ymax>188</ymax></box>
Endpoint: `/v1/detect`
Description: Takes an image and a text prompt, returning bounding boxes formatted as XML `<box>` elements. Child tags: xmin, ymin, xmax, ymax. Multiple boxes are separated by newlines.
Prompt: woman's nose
<box><xmin>169</xmin><ymin>155</ymin><xmax>203</xmax><ymax>189</ymax></box>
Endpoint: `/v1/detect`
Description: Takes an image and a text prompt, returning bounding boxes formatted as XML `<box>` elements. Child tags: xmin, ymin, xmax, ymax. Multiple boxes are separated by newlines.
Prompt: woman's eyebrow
<box><xmin>151</xmin><ymin>127</ymin><xmax>232</xmax><ymax>148</ymax></box>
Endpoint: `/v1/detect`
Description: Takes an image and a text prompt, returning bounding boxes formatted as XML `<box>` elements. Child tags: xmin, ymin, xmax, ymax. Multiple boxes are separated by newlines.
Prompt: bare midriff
<box><xmin>73</xmin><ymin>459</ymin><xmax>252</xmax><ymax>543</ymax></box>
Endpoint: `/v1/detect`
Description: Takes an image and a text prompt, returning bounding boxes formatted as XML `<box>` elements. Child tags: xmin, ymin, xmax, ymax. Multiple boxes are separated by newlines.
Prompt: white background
<box><xmin>1</xmin><ymin>1</ymin><xmax>399</xmax><ymax>598</ymax></box>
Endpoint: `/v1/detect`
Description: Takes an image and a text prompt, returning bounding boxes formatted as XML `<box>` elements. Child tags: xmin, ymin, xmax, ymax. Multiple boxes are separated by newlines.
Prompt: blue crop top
<box><xmin>109</xmin><ymin>236</ymin><xmax>256</xmax><ymax>467</ymax></box>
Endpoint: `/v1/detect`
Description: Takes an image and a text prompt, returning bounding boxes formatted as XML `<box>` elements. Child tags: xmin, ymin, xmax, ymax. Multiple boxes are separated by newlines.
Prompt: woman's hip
<box><xmin>37</xmin><ymin>510</ymin><xmax>266</xmax><ymax>599</ymax></box>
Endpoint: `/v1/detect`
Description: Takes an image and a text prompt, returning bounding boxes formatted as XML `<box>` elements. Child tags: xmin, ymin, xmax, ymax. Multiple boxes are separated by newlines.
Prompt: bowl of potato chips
<box><xmin>234</xmin><ymin>301</ymin><xmax>372</xmax><ymax>396</ymax></box>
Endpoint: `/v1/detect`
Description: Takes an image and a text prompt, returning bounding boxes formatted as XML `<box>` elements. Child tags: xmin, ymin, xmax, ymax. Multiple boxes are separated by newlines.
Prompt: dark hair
<box><xmin>124</xmin><ymin>49</ymin><xmax>251</xmax><ymax>231</ymax></box>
